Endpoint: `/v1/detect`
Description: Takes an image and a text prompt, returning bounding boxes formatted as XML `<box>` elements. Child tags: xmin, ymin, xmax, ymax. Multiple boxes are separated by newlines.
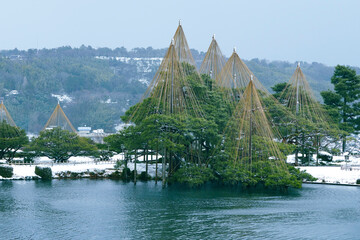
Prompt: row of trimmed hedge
<box><xmin>0</xmin><ymin>166</ymin><xmax>13</xmax><ymax>178</ymax></box>
<box><xmin>0</xmin><ymin>165</ymin><xmax>52</xmax><ymax>180</ymax></box>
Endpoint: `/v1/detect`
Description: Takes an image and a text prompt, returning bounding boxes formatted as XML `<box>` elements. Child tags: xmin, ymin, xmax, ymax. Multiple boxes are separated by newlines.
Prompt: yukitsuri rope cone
<box><xmin>279</xmin><ymin>63</ymin><xmax>333</xmax><ymax>165</ymax></box>
<box><xmin>128</xmin><ymin>22</ymin><xmax>205</xmax><ymax>123</ymax></box>
<box><xmin>44</xmin><ymin>102</ymin><xmax>77</xmax><ymax>133</ymax></box>
<box><xmin>172</xmin><ymin>20</ymin><xmax>197</xmax><ymax>69</ymax></box>
<box><xmin>199</xmin><ymin>34</ymin><xmax>226</xmax><ymax>80</ymax></box>
<box><xmin>0</xmin><ymin>100</ymin><xmax>16</xmax><ymax>127</ymax></box>
<box><xmin>128</xmin><ymin>40</ymin><xmax>204</xmax><ymax>123</ymax></box>
<box><xmin>126</xmin><ymin>23</ymin><xmax>206</xmax><ymax>187</ymax></box>
<box><xmin>217</xmin><ymin>48</ymin><xmax>269</xmax><ymax>103</ymax></box>
<box><xmin>221</xmin><ymin>76</ymin><xmax>288</xmax><ymax>174</ymax></box>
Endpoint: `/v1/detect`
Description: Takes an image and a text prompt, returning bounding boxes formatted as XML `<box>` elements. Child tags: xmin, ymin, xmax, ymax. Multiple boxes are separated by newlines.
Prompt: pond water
<box><xmin>0</xmin><ymin>180</ymin><xmax>359</xmax><ymax>240</ymax></box>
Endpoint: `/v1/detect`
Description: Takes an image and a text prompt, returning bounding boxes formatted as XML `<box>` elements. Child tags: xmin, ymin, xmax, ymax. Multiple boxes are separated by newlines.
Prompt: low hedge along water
<box><xmin>0</xmin><ymin>166</ymin><xmax>13</xmax><ymax>178</ymax></box>
<box><xmin>35</xmin><ymin>166</ymin><xmax>52</xmax><ymax>180</ymax></box>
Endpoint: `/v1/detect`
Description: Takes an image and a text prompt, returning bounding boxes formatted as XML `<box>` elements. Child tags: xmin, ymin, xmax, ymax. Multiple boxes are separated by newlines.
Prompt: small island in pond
<box><xmin>1</xmin><ymin>23</ymin><xmax>359</xmax><ymax>190</ymax></box>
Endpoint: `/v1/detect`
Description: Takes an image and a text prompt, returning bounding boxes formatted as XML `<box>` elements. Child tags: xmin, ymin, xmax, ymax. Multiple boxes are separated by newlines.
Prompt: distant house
<box><xmin>77</xmin><ymin>126</ymin><xmax>111</xmax><ymax>144</ymax></box>
<box><xmin>8</xmin><ymin>55</ymin><xmax>24</xmax><ymax>61</ymax></box>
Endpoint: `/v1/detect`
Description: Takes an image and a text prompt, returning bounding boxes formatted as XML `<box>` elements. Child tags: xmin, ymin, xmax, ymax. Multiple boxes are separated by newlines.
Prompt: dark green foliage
<box><xmin>271</xmin><ymin>82</ymin><xmax>289</xmax><ymax>103</ymax></box>
<box><xmin>0</xmin><ymin>121</ymin><xmax>29</xmax><ymax>162</ymax></box>
<box><xmin>287</xmin><ymin>165</ymin><xmax>317</xmax><ymax>182</ymax></box>
<box><xmin>121</xmin><ymin>167</ymin><xmax>131</xmax><ymax>181</ymax></box>
<box><xmin>169</xmin><ymin>164</ymin><xmax>215</xmax><ymax>187</ymax></box>
<box><xmin>23</xmin><ymin>153</ymin><xmax>35</xmax><ymax>163</ymax></box>
<box><xmin>213</xmin><ymin>160</ymin><xmax>304</xmax><ymax>189</ymax></box>
<box><xmin>356</xmin><ymin>179</ymin><xmax>360</xmax><ymax>184</ymax></box>
<box><xmin>89</xmin><ymin>170</ymin><xmax>105</xmax><ymax>179</ymax></box>
<box><xmin>15</xmin><ymin>151</ymin><xmax>36</xmax><ymax>163</ymax></box>
<box><xmin>317</xmin><ymin>153</ymin><xmax>332</xmax><ymax>162</ymax></box>
<box><xmin>0</xmin><ymin>166</ymin><xmax>13</xmax><ymax>178</ymax></box>
<box><xmin>114</xmin><ymin>69</ymin><xmax>319</xmax><ymax>188</ymax></box>
<box><xmin>35</xmin><ymin>166</ymin><xmax>52</xmax><ymax>180</ymax></box>
<box><xmin>30</xmin><ymin>127</ymin><xmax>97</xmax><ymax>162</ymax></box>
<box><xmin>96</xmin><ymin>150</ymin><xmax>113</xmax><ymax>161</ymax></box>
<box><xmin>139</xmin><ymin>171</ymin><xmax>151</xmax><ymax>181</ymax></box>
<box><xmin>108</xmin><ymin>170</ymin><xmax>122</xmax><ymax>180</ymax></box>
<box><xmin>321</xmin><ymin>65</ymin><xmax>360</xmax><ymax>152</ymax></box>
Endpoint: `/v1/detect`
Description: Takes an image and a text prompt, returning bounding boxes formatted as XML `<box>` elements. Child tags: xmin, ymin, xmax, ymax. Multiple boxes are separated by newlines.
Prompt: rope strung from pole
<box><xmin>199</xmin><ymin>35</ymin><xmax>226</xmax><ymax>80</ymax></box>
<box><xmin>0</xmin><ymin>100</ymin><xmax>17</xmax><ymax>127</ymax></box>
<box><xmin>43</xmin><ymin>102</ymin><xmax>77</xmax><ymax>133</ymax></box>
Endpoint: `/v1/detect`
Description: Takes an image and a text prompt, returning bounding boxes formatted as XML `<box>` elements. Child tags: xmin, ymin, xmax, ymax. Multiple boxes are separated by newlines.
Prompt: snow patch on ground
<box><xmin>100</xmin><ymin>98</ymin><xmax>117</xmax><ymax>104</ymax></box>
<box><xmin>138</xmin><ymin>78</ymin><xmax>150</xmax><ymax>86</ymax></box>
<box><xmin>299</xmin><ymin>166</ymin><xmax>360</xmax><ymax>185</ymax></box>
<box><xmin>95</xmin><ymin>56</ymin><xmax>162</xmax><ymax>73</ymax></box>
<box><xmin>2</xmin><ymin>154</ymin><xmax>360</xmax><ymax>184</ymax></box>
<box><xmin>1</xmin><ymin>155</ymin><xmax>164</xmax><ymax>180</ymax></box>
<box><xmin>114</xmin><ymin>123</ymin><xmax>133</xmax><ymax>132</ymax></box>
<box><xmin>51</xmin><ymin>94</ymin><xmax>73</xmax><ymax>103</ymax></box>
<box><xmin>5</xmin><ymin>90</ymin><xmax>19</xmax><ymax>96</ymax></box>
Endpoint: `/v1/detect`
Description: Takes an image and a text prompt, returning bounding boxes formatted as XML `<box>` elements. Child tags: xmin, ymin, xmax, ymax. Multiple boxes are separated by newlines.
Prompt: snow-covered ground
<box><xmin>287</xmin><ymin>153</ymin><xmax>360</xmax><ymax>165</ymax></box>
<box><xmin>0</xmin><ymin>155</ymin><xmax>163</xmax><ymax>180</ymax></box>
<box><xmin>299</xmin><ymin>166</ymin><xmax>360</xmax><ymax>185</ymax></box>
<box><xmin>1</xmin><ymin>154</ymin><xmax>360</xmax><ymax>185</ymax></box>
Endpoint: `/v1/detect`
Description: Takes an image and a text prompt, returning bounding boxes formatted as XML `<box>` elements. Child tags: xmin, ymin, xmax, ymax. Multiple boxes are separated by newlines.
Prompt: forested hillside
<box><xmin>0</xmin><ymin>46</ymin><xmax>353</xmax><ymax>133</ymax></box>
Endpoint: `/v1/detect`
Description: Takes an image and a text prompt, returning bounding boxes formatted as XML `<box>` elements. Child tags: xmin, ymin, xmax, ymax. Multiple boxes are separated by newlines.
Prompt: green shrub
<box><xmin>356</xmin><ymin>179</ymin><xmax>360</xmax><ymax>185</ymax></box>
<box><xmin>35</xmin><ymin>166</ymin><xmax>52</xmax><ymax>180</ymax></box>
<box><xmin>0</xmin><ymin>166</ymin><xmax>13</xmax><ymax>178</ymax></box>
<box><xmin>70</xmin><ymin>172</ymin><xmax>80</xmax><ymax>179</ymax></box>
<box><xmin>121</xmin><ymin>167</ymin><xmax>131</xmax><ymax>181</ymax></box>
<box><xmin>139</xmin><ymin>171</ymin><xmax>151</xmax><ymax>181</ymax></box>
<box><xmin>169</xmin><ymin>164</ymin><xmax>215</xmax><ymax>187</ymax></box>
<box><xmin>109</xmin><ymin>170</ymin><xmax>121</xmax><ymax>180</ymax></box>
<box><xmin>97</xmin><ymin>150</ymin><xmax>113</xmax><ymax>161</ymax></box>
<box><xmin>287</xmin><ymin>165</ymin><xmax>317</xmax><ymax>182</ymax></box>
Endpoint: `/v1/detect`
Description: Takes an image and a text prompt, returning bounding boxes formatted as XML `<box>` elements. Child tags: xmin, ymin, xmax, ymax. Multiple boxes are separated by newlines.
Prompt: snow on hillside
<box><xmin>95</xmin><ymin>56</ymin><xmax>162</xmax><ymax>86</ymax></box>
<box><xmin>95</xmin><ymin>56</ymin><xmax>163</xmax><ymax>73</ymax></box>
<box><xmin>138</xmin><ymin>78</ymin><xmax>150</xmax><ymax>86</ymax></box>
<box><xmin>5</xmin><ymin>90</ymin><xmax>19</xmax><ymax>96</ymax></box>
<box><xmin>51</xmin><ymin>94</ymin><xmax>73</xmax><ymax>103</ymax></box>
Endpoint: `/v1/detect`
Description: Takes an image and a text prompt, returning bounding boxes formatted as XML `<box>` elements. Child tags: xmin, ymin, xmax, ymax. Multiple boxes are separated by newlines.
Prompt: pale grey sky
<box><xmin>1</xmin><ymin>0</ymin><xmax>360</xmax><ymax>66</ymax></box>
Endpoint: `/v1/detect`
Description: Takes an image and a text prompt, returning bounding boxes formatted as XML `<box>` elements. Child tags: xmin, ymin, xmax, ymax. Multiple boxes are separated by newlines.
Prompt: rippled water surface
<box><xmin>0</xmin><ymin>180</ymin><xmax>359</xmax><ymax>240</ymax></box>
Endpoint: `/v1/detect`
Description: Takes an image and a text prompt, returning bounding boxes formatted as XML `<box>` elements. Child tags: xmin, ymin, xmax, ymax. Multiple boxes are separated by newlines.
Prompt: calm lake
<box><xmin>0</xmin><ymin>180</ymin><xmax>359</xmax><ymax>240</ymax></box>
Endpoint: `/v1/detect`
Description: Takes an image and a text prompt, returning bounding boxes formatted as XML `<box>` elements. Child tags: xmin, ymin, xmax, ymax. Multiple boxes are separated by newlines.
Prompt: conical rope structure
<box><xmin>199</xmin><ymin>34</ymin><xmax>226</xmax><ymax>80</ymax></box>
<box><xmin>127</xmin><ymin>41</ymin><xmax>204</xmax><ymax>123</ymax></box>
<box><xmin>221</xmin><ymin>77</ymin><xmax>288</xmax><ymax>173</ymax></box>
<box><xmin>0</xmin><ymin>101</ymin><xmax>25</xmax><ymax>143</ymax></box>
<box><xmin>278</xmin><ymin>64</ymin><xmax>333</xmax><ymax>164</ymax></box>
<box><xmin>124</xmin><ymin>31</ymin><xmax>206</xmax><ymax>186</ymax></box>
<box><xmin>173</xmin><ymin>21</ymin><xmax>197</xmax><ymax>69</ymax></box>
<box><xmin>43</xmin><ymin>102</ymin><xmax>76</xmax><ymax>133</ymax></box>
<box><xmin>217</xmin><ymin>49</ymin><xmax>269</xmax><ymax>102</ymax></box>
<box><xmin>0</xmin><ymin>100</ymin><xmax>16</xmax><ymax>127</ymax></box>
<box><xmin>280</xmin><ymin>64</ymin><xmax>331</xmax><ymax>126</ymax></box>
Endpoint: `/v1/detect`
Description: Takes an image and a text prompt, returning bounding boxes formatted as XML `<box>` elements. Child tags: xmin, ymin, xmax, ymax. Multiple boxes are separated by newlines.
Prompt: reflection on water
<box><xmin>0</xmin><ymin>180</ymin><xmax>359</xmax><ymax>240</ymax></box>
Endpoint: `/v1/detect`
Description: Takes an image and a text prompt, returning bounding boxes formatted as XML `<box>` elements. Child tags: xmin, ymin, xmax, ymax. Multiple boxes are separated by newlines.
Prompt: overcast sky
<box><xmin>1</xmin><ymin>0</ymin><xmax>360</xmax><ymax>66</ymax></box>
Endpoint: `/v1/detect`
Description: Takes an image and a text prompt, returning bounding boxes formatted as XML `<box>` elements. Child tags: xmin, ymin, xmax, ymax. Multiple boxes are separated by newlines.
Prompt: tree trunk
<box><xmin>342</xmin><ymin>98</ymin><xmax>347</xmax><ymax>153</ymax></box>
<box><xmin>145</xmin><ymin>148</ymin><xmax>148</xmax><ymax>175</ymax></box>
<box><xmin>134</xmin><ymin>150</ymin><xmax>137</xmax><ymax>185</ymax></box>
<box><xmin>162</xmin><ymin>148</ymin><xmax>166</xmax><ymax>188</ymax></box>
<box><xmin>124</xmin><ymin>151</ymin><xmax>128</xmax><ymax>180</ymax></box>
<box><xmin>316</xmin><ymin>135</ymin><xmax>319</xmax><ymax>166</ymax></box>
